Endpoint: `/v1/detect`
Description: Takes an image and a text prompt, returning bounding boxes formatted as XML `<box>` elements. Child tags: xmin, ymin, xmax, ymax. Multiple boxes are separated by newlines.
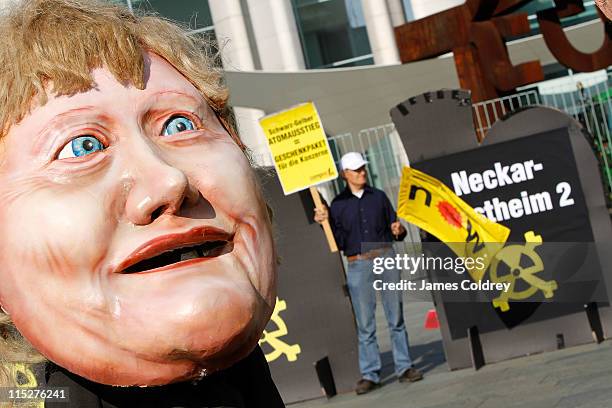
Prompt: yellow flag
<box><xmin>397</xmin><ymin>167</ymin><xmax>510</xmax><ymax>282</ymax></box>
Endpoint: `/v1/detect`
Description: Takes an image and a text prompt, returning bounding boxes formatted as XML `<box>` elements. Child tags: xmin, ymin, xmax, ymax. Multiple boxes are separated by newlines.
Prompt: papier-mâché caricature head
<box><xmin>0</xmin><ymin>0</ymin><xmax>276</xmax><ymax>386</ymax></box>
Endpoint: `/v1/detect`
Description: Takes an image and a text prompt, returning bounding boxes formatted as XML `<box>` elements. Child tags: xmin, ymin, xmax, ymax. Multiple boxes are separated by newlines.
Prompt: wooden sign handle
<box><xmin>309</xmin><ymin>187</ymin><xmax>338</xmax><ymax>253</ymax></box>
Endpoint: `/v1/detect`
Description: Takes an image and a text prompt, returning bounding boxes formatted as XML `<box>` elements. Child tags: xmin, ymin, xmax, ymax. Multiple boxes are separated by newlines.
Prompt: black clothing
<box><xmin>329</xmin><ymin>185</ymin><xmax>406</xmax><ymax>256</ymax></box>
<box><xmin>45</xmin><ymin>346</ymin><xmax>284</xmax><ymax>408</ymax></box>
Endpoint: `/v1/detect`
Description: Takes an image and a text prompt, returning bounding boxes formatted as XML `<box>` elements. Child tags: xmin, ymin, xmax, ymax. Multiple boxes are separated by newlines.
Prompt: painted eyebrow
<box><xmin>33</xmin><ymin>106</ymin><xmax>109</xmax><ymax>156</ymax></box>
<box><xmin>149</xmin><ymin>90</ymin><xmax>202</xmax><ymax>101</ymax></box>
<box><xmin>142</xmin><ymin>90</ymin><xmax>207</xmax><ymax>126</ymax></box>
<box><xmin>146</xmin><ymin>90</ymin><xmax>203</xmax><ymax>108</ymax></box>
<box><xmin>41</xmin><ymin>106</ymin><xmax>98</xmax><ymax>127</ymax></box>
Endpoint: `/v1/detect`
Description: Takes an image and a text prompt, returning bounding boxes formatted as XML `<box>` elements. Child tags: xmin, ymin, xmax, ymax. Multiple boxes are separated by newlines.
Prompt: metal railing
<box><xmin>472</xmin><ymin>90</ymin><xmax>540</xmax><ymax>139</ymax></box>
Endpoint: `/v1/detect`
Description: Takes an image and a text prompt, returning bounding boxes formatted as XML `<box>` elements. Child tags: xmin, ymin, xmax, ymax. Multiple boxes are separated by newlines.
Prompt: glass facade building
<box><xmin>113</xmin><ymin>0</ymin><xmax>214</xmax><ymax>33</ymax></box>
<box><xmin>291</xmin><ymin>0</ymin><xmax>373</xmax><ymax>69</ymax></box>
<box><xmin>108</xmin><ymin>0</ymin><xmax>603</xmax><ymax>72</ymax></box>
<box><xmin>110</xmin><ymin>0</ymin><xmax>218</xmax><ymax>64</ymax></box>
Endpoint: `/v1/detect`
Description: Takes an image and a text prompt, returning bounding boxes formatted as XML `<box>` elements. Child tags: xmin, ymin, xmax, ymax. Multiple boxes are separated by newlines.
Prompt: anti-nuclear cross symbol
<box><xmin>489</xmin><ymin>231</ymin><xmax>558</xmax><ymax>312</ymax></box>
<box><xmin>259</xmin><ymin>297</ymin><xmax>302</xmax><ymax>363</ymax></box>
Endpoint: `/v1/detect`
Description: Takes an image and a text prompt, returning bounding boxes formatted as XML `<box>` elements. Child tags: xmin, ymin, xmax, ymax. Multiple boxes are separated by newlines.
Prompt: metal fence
<box><xmin>472</xmin><ymin>90</ymin><xmax>541</xmax><ymax>139</ymax></box>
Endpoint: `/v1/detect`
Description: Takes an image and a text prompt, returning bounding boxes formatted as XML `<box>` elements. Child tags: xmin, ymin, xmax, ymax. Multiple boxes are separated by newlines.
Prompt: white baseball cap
<box><xmin>340</xmin><ymin>152</ymin><xmax>368</xmax><ymax>171</ymax></box>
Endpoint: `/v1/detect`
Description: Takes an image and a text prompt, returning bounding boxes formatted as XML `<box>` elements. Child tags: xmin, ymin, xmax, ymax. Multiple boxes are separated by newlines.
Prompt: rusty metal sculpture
<box><xmin>395</xmin><ymin>0</ymin><xmax>612</xmax><ymax>103</ymax></box>
<box><xmin>538</xmin><ymin>1</ymin><xmax>612</xmax><ymax>72</ymax></box>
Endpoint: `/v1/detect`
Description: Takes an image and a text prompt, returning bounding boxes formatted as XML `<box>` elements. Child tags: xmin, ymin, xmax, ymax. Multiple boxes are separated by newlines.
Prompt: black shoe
<box><xmin>399</xmin><ymin>368</ymin><xmax>423</xmax><ymax>383</ymax></box>
<box><xmin>355</xmin><ymin>379</ymin><xmax>380</xmax><ymax>395</ymax></box>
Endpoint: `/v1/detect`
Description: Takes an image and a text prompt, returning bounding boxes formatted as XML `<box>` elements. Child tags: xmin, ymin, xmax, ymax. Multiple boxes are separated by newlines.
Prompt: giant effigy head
<box><xmin>0</xmin><ymin>0</ymin><xmax>277</xmax><ymax>386</ymax></box>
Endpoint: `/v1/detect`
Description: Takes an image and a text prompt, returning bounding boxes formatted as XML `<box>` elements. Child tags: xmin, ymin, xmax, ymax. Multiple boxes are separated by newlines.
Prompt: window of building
<box><xmin>401</xmin><ymin>0</ymin><xmax>414</xmax><ymax>21</ymax></box>
<box><xmin>107</xmin><ymin>0</ymin><xmax>220</xmax><ymax>67</ymax></box>
<box><xmin>292</xmin><ymin>0</ymin><xmax>373</xmax><ymax>69</ymax></box>
<box><xmin>131</xmin><ymin>0</ymin><xmax>214</xmax><ymax>32</ymax></box>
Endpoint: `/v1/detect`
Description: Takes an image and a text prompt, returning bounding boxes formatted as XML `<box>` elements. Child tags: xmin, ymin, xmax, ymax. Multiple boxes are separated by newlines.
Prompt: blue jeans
<box><xmin>347</xmin><ymin>248</ymin><xmax>413</xmax><ymax>383</ymax></box>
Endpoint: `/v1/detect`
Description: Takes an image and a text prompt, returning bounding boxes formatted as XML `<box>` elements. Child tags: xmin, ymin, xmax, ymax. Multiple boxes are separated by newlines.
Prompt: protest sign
<box><xmin>260</xmin><ymin>102</ymin><xmax>338</xmax><ymax>251</ymax></box>
<box><xmin>259</xmin><ymin>102</ymin><xmax>337</xmax><ymax>195</ymax></box>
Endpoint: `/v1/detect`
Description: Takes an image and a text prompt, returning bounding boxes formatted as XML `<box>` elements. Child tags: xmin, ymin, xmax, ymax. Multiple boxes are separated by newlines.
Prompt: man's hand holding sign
<box><xmin>313</xmin><ymin>206</ymin><xmax>328</xmax><ymax>224</ymax></box>
<box><xmin>391</xmin><ymin>221</ymin><xmax>405</xmax><ymax>239</ymax></box>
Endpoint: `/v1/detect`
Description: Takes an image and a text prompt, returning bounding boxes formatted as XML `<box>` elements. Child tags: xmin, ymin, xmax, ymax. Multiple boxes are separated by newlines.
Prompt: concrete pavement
<box><xmin>289</xmin><ymin>300</ymin><xmax>612</xmax><ymax>408</ymax></box>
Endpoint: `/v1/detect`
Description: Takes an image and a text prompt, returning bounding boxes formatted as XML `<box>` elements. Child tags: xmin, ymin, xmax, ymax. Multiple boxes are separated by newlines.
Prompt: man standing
<box><xmin>314</xmin><ymin>152</ymin><xmax>423</xmax><ymax>395</ymax></box>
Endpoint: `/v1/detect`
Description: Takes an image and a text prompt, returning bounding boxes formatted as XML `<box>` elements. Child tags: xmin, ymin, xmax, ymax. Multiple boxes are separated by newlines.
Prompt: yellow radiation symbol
<box><xmin>259</xmin><ymin>297</ymin><xmax>301</xmax><ymax>363</ymax></box>
<box><xmin>489</xmin><ymin>231</ymin><xmax>558</xmax><ymax>312</ymax></box>
<box><xmin>9</xmin><ymin>363</ymin><xmax>44</xmax><ymax>408</ymax></box>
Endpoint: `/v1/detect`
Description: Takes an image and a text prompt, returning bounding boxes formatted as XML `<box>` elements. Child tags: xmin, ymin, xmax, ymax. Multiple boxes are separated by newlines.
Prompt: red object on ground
<box><xmin>424</xmin><ymin>309</ymin><xmax>440</xmax><ymax>330</ymax></box>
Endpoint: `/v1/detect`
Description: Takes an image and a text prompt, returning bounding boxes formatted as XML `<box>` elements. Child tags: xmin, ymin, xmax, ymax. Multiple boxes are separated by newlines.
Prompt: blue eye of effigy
<box><xmin>57</xmin><ymin>135</ymin><xmax>104</xmax><ymax>159</ymax></box>
<box><xmin>71</xmin><ymin>136</ymin><xmax>103</xmax><ymax>157</ymax></box>
<box><xmin>163</xmin><ymin>116</ymin><xmax>195</xmax><ymax>136</ymax></box>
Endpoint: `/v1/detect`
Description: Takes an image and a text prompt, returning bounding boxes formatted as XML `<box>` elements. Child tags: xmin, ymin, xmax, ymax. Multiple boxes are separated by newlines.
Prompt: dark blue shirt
<box><xmin>329</xmin><ymin>185</ymin><xmax>405</xmax><ymax>256</ymax></box>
